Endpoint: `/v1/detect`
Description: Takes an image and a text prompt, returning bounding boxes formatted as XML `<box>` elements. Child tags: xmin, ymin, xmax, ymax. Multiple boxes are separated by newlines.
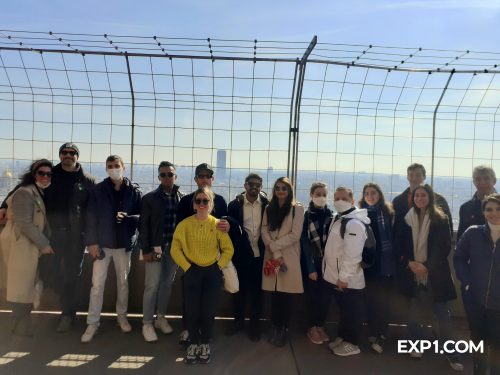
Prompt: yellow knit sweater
<box><xmin>170</xmin><ymin>215</ymin><xmax>234</xmax><ymax>272</ymax></box>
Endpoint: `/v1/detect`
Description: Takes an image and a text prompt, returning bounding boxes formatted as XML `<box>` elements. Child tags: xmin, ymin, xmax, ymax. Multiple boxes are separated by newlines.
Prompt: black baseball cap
<box><xmin>59</xmin><ymin>142</ymin><xmax>80</xmax><ymax>156</ymax></box>
<box><xmin>195</xmin><ymin>163</ymin><xmax>214</xmax><ymax>176</ymax></box>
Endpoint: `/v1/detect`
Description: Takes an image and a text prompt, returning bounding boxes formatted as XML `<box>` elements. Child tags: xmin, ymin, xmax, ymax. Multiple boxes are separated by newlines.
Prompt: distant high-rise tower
<box><xmin>216</xmin><ymin>150</ymin><xmax>227</xmax><ymax>179</ymax></box>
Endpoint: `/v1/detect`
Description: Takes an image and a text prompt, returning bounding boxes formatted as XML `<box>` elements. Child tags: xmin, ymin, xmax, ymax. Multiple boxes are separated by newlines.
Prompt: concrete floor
<box><xmin>0</xmin><ymin>312</ymin><xmax>472</xmax><ymax>375</ymax></box>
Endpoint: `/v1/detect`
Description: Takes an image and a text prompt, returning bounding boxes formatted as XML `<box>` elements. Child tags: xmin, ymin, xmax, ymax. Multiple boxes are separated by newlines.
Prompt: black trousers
<box><xmin>304</xmin><ymin>261</ymin><xmax>331</xmax><ymax>327</ymax></box>
<box><xmin>271</xmin><ymin>292</ymin><xmax>293</xmax><ymax>328</ymax></box>
<box><xmin>231</xmin><ymin>257</ymin><xmax>262</xmax><ymax>324</ymax></box>
<box><xmin>328</xmin><ymin>283</ymin><xmax>365</xmax><ymax>346</ymax></box>
<box><xmin>463</xmin><ymin>290</ymin><xmax>500</xmax><ymax>375</ymax></box>
<box><xmin>184</xmin><ymin>263</ymin><xmax>223</xmax><ymax>344</ymax></box>
<box><xmin>50</xmin><ymin>229</ymin><xmax>85</xmax><ymax>317</ymax></box>
<box><xmin>364</xmin><ymin>274</ymin><xmax>394</xmax><ymax>338</ymax></box>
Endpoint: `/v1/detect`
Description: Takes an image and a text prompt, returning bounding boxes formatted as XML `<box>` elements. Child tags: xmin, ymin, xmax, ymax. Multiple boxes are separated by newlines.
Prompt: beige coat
<box><xmin>261</xmin><ymin>203</ymin><xmax>304</xmax><ymax>293</ymax></box>
<box><xmin>0</xmin><ymin>185</ymin><xmax>50</xmax><ymax>303</ymax></box>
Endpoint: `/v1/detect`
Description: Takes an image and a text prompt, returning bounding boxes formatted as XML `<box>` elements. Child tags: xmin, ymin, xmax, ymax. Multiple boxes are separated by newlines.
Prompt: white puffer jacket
<box><xmin>322</xmin><ymin>207</ymin><xmax>370</xmax><ymax>290</ymax></box>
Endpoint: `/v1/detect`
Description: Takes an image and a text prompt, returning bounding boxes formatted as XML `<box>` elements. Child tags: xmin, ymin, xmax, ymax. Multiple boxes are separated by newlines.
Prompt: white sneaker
<box><xmin>328</xmin><ymin>336</ymin><xmax>344</xmax><ymax>351</ymax></box>
<box><xmin>333</xmin><ymin>341</ymin><xmax>361</xmax><ymax>356</ymax></box>
<box><xmin>154</xmin><ymin>316</ymin><xmax>173</xmax><ymax>334</ymax></box>
<box><xmin>142</xmin><ymin>324</ymin><xmax>158</xmax><ymax>342</ymax></box>
<box><xmin>81</xmin><ymin>324</ymin><xmax>99</xmax><ymax>343</ymax></box>
<box><xmin>117</xmin><ymin>315</ymin><xmax>132</xmax><ymax>333</ymax></box>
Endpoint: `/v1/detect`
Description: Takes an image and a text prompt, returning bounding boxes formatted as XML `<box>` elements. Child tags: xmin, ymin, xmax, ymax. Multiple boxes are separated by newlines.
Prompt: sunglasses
<box><xmin>36</xmin><ymin>171</ymin><xmax>52</xmax><ymax>177</ymax></box>
<box><xmin>60</xmin><ymin>150</ymin><xmax>77</xmax><ymax>156</ymax></box>
<box><xmin>247</xmin><ymin>182</ymin><xmax>262</xmax><ymax>188</ymax></box>
<box><xmin>274</xmin><ymin>185</ymin><xmax>288</xmax><ymax>192</ymax></box>
<box><xmin>159</xmin><ymin>172</ymin><xmax>176</xmax><ymax>178</ymax></box>
<box><xmin>196</xmin><ymin>174</ymin><xmax>213</xmax><ymax>179</ymax></box>
<box><xmin>194</xmin><ymin>198</ymin><xmax>210</xmax><ymax>205</ymax></box>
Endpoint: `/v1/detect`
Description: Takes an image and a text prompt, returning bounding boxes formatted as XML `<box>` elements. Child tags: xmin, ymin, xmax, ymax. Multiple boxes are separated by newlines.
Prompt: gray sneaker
<box><xmin>333</xmin><ymin>341</ymin><xmax>361</xmax><ymax>356</ymax></box>
<box><xmin>81</xmin><ymin>324</ymin><xmax>99</xmax><ymax>343</ymax></box>
<box><xmin>56</xmin><ymin>316</ymin><xmax>73</xmax><ymax>333</ymax></box>
<box><xmin>198</xmin><ymin>343</ymin><xmax>211</xmax><ymax>364</ymax></box>
<box><xmin>184</xmin><ymin>344</ymin><xmax>199</xmax><ymax>365</ymax></box>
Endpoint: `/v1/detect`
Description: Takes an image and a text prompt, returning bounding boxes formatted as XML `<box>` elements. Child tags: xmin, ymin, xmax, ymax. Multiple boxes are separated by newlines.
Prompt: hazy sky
<box><xmin>1</xmin><ymin>0</ymin><xmax>500</xmax><ymax>178</ymax></box>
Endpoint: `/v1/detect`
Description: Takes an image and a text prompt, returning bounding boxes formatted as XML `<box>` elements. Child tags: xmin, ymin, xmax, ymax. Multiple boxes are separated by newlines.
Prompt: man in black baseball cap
<box><xmin>44</xmin><ymin>142</ymin><xmax>95</xmax><ymax>333</ymax></box>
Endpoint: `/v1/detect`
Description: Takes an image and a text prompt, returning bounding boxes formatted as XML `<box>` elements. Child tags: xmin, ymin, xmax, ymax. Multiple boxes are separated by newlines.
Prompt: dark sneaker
<box><xmin>267</xmin><ymin>325</ymin><xmax>279</xmax><ymax>345</ymax></box>
<box><xmin>13</xmin><ymin>317</ymin><xmax>34</xmax><ymax>337</ymax></box>
<box><xmin>198</xmin><ymin>343</ymin><xmax>211</xmax><ymax>364</ymax></box>
<box><xmin>248</xmin><ymin>321</ymin><xmax>261</xmax><ymax>342</ymax></box>
<box><xmin>184</xmin><ymin>344</ymin><xmax>199</xmax><ymax>365</ymax></box>
<box><xmin>56</xmin><ymin>316</ymin><xmax>73</xmax><ymax>333</ymax></box>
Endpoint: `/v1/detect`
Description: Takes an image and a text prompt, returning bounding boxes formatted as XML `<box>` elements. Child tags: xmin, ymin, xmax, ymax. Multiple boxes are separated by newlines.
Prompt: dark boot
<box><xmin>13</xmin><ymin>316</ymin><xmax>34</xmax><ymax>337</ymax></box>
<box><xmin>225</xmin><ymin>318</ymin><xmax>244</xmax><ymax>336</ymax></box>
<box><xmin>274</xmin><ymin>326</ymin><xmax>288</xmax><ymax>347</ymax></box>
<box><xmin>267</xmin><ymin>325</ymin><xmax>279</xmax><ymax>345</ymax></box>
<box><xmin>248</xmin><ymin>319</ymin><xmax>261</xmax><ymax>342</ymax></box>
<box><xmin>11</xmin><ymin>303</ymin><xmax>33</xmax><ymax>337</ymax></box>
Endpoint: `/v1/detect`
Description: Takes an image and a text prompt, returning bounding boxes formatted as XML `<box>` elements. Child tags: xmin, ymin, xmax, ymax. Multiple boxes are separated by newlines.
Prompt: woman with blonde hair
<box><xmin>262</xmin><ymin>177</ymin><xmax>304</xmax><ymax>347</ymax></box>
<box><xmin>171</xmin><ymin>187</ymin><xmax>234</xmax><ymax>365</ymax></box>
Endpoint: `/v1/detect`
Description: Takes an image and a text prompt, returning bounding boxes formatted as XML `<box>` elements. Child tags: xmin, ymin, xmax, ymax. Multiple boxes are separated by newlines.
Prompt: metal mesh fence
<box><xmin>1</xmin><ymin>30</ymin><xmax>499</xmax><ymax>229</ymax></box>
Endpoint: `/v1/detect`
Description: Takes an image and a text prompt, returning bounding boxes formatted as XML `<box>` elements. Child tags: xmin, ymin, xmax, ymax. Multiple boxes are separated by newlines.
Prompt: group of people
<box><xmin>0</xmin><ymin>143</ymin><xmax>498</xmax><ymax>374</ymax></box>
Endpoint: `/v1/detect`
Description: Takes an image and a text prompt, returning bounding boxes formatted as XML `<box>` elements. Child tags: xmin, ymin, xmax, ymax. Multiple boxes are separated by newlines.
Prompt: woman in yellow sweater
<box><xmin>171</xmin><ymin>187</ymin><xmax>234</xmax><ymax>365</ymax></box>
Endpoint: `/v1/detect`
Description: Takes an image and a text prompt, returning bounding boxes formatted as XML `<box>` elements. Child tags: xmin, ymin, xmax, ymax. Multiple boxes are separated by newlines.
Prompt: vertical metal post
<box><xmin>125</xmin><ymin>54</ymin><xmax>136</xmax><ymax>179</ymax></box>
<box><xmin>430</xmin><ymin>71</ymin><xmax>454</xmax><ymax>186</ymax></box>
<box><xmin>287</xmin><ymin>60</ymin><xmax>300</xmax><ymax>178</ymax></box>
<box><xmin>288</xmin><ymin>36</ymin><xmax>317</xmax><ymax>191</ymax></box>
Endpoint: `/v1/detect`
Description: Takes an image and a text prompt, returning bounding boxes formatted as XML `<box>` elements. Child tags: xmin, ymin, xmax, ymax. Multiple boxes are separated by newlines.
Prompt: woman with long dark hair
<box><xmin>394</xmin><ymin>184</ymin><xmax>462</xmax><ymax>371</ymax></box>
<box><xmin>358</xmin><ymin>182</ymin><xmax>395</xmax><ymax>353</ymax></box>
<box><xmin>0</xmin><ymin>159</ymin><xmax>54</xmax><ymax>336</ymax></box>
<box><xmin>261</xmin><ymin>177</ymin><xmax>304</xmax><ymax>347</ymax></box>
<box><xmin>301</xmin><ymin>182</ymin><xmax>333</xmax><ymax>345</ymax></box>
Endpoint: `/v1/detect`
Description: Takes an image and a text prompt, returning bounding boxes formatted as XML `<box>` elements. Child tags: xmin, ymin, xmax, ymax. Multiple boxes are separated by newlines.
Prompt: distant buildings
<box><xmin>216</xmin><ymin>150</ymin><xmax>227</xmax><ymax>179</ymax></box>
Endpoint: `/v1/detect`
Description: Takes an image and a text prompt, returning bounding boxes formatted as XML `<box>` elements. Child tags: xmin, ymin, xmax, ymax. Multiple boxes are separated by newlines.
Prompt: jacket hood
<box><xmin>341</xmin><ymin>207</ymin><xmax>371</xmax><ymax>225</ymax></box>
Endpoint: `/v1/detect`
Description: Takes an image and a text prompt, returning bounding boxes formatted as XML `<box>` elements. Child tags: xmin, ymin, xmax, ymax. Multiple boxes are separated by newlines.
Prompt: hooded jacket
<box><xmin>322</xmin><ymin>207</ymin><xmax>370</xmax><ymax>290</ymax></box>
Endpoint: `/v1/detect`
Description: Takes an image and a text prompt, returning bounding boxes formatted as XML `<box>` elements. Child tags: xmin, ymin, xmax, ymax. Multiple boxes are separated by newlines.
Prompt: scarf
<box><xmin>306</xmin><ymin>202</ymin><xmax>332</xmax><ymax>258</ymax></box>
<box><xmin>404</xmin><ymin>207</ymin><xmax>430</xmax><ymax>286</ymax></box>
<box><xmin>366</xmin><ymin>203</ymin><xmax>394</xmax><ymax>275</ymax></box>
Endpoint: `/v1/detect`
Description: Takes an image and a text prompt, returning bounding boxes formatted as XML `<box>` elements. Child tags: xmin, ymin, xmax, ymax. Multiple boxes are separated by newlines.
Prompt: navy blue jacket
<box><xmin>454</xmin><ymin>224</ymin><xmax>500</xmax><ymax>311</ymax></box>
<box><xmin>227</xmin><ymin>192</ymin><xmax>268</xmax><ymax>269</ymax></box>
<box><xmin>457</xmin><ymin>193</ymin><xmax>485</xmax><ymax>241</ymax></box>
<box><xmin>85</xmin><ymin>177</ymin><xmax>141</xmax><ymax>251</ymax></box>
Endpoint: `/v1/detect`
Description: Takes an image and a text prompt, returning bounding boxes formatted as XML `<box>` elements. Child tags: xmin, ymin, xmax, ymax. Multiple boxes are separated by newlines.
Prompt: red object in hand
<box><xmin>263</xmin><ymin>258</ymin><xmax>282</xmax><ymax>277</ymax></box>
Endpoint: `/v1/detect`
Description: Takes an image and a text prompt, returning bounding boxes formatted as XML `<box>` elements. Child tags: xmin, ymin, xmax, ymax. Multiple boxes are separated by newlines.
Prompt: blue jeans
<box><xmin>142</xmin><ymin>252</ymin><xmax>178</xmax><ymax>324</ymax></box>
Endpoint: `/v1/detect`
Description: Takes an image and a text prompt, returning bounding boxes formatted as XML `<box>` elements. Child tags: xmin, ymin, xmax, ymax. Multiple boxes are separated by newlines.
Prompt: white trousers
<box><xmin>87</xmin><ymin>248</ymin><xmax>131</xmax><ymax>325</ymax></box>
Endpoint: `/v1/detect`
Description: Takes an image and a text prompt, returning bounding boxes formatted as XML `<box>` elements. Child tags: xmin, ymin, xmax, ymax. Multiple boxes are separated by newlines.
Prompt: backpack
<box><xmin>339</xmin><ymin>217</ymin><xmax>376</xmax><ymax>269</ymax></box>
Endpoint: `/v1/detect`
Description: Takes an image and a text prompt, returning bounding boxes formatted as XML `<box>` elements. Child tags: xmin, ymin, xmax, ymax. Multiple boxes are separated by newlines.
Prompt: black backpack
<box><xmin>339</xmin><ymin>218</ymin><xmax>376</xmax><ymax>269</ymax></box>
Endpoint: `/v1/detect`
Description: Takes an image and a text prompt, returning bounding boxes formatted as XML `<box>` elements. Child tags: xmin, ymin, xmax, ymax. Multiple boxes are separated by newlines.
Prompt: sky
<box><xmin>3</xmin><ymin>0</ymin><xmax>500</xmax><ymax>49</ymax></box>
<box><xmin>1</xmin><ymin>0</ymin><xmax>500</xmax><ymax>180</ymax></box>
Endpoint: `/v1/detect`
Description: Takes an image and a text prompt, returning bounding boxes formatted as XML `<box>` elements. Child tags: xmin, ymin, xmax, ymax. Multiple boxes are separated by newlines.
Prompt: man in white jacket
<box><xmin>323</xmin><ymin>186</ymin><xmax>369</xmax><ymax>356</ymax></box>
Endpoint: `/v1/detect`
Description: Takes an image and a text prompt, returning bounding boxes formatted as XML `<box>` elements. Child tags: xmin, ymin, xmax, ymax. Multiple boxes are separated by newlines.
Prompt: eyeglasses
<box><xmin>194</xmin><ymin>198</ymin><xmax>210</xmax><ymax>205</ymax></box>
<box><xmin>36</xmin><ymin>171</ymin><xmax>52</xmax><ymax>177</ymax></box>
<box><xmin>159</xmin><ymin>172</ymin><xmax>176</xmax><ymax>178</ymax></box>
<box><xmin>274</xmin><ymin>186</ymin><xmax>288</xmax><ymax>192</ymax></box>
<box><xmin>247</xmin><ymin>182</ymin><xmax>262</xmax><ymax>188</ymax></box>
<box><xmin>60</xmin><ymin>150</ymin><xmax>77</xmax><ymax>156</ymax></box>
<box><xmin>196</xmin><ymin>174</ymin><xmax>213</xmax><ymax>179</ymax></box>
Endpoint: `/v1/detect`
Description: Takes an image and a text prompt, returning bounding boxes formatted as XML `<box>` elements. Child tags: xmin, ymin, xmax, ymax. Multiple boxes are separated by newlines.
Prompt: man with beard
<box><xmin>225</xmin><ymin>173</ymin><xmax>268</xmax><ymax>341</ymax></box>
<box><xmin>45</xmin><ymin>143</ymin><xmax>95</xmax><ymax>332</ymax></box>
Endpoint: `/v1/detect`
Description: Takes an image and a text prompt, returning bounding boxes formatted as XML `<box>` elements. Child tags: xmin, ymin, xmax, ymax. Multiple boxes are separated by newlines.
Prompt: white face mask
<box><xmin>334</xmin><ymin>200</ymin><xmax>353</xmax><ymax>214</ymax></box>
<box><xmin>312</xmin><ymin>196</ymin><xmax>327</xmax><ymax>208</ymax></box>
<box><xmin>36</xmin><ymin>181</ymin><xmax>51</xmax><ymax>190</ymax></box>
<box><xmin>107</xmin><ymin>168</ymin><xmax>123</xmax><ymax>181</ymax></box>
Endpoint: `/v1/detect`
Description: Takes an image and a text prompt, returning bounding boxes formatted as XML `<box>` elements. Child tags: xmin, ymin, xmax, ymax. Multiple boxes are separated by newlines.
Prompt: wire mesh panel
<box><xmin>1</xmin><ymin>31</ymin><xmax>500</xmax><ymax>230</ymax></box>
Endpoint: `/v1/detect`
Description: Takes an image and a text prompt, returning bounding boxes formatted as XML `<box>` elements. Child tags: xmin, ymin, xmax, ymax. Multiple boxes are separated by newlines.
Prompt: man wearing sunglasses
<box><xmin>138</xmin><ymin>161</ymin><xmax>184</xmax><ymax>342</ymax></box>
<box><xmin>175</xmin><ymin>163</ymin><xmax>230</xmax><ymax>345</ymax></box>
<box><xmin>43</xmin><ymin>142</ymin><xmax>96</xmax><ymax>333</ymax></box>
<box><xmin>225</xmin><ymin>173</ymin><xmax>268</xmax><ymax>341</ymax></box>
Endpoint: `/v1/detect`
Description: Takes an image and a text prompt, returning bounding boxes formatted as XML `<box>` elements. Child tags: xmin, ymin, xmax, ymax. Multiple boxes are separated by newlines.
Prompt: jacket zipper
<box><xmin>485</xmin><ymin>242</ymin><xmax>496</xmax><ymax>308</ymax></box>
